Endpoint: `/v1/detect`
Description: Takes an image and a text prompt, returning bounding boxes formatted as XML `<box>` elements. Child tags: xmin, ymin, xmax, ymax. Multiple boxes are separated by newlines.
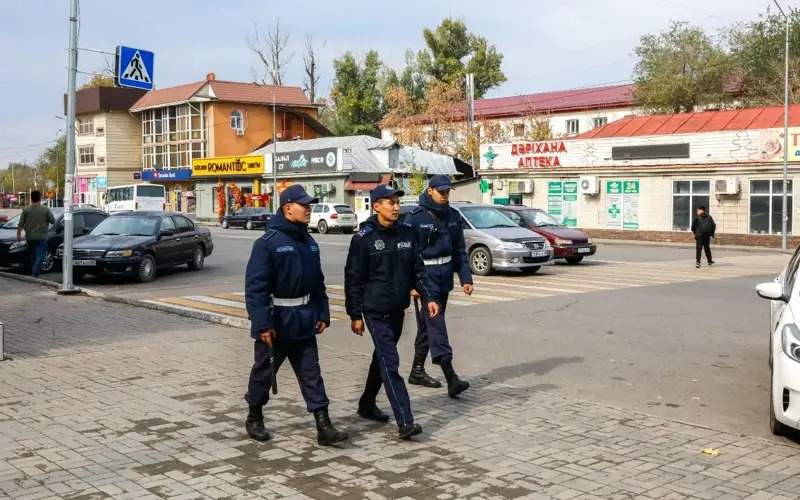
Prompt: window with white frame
<box><xmin>592</xmin><ymin>117</ymin><xmax>608</xmax><ymax>129</ymax></box>
<box><xmin>141</xmin><ymin>103</ymin><xmax>205</xmax><ymax>169</ymax></box>
<box><xmin>565</xmin><ymin>119</ymin><xmax>580</xmax><ymax>135</ymax></box>
<box><xmin>513</xmin><ymin>123</ymin><xmax>525</xmax><ymax>137</ymax></box>
<box><xmin>750</xmin><ymin>179</ymin><xmax>793</xmax><ymax>235</ymax></box>
<box><xmin>673</xmin><ymin>180</ymin><xmax>710</xmax><ymax>231</ymax></box>
<box><xmin>230</xmin><ymin>109</ymin><xmax>244</xmax><ymax>132</ymax></box>
<box><xmin>78</xmin><ymin>145</ymin><xmax>95</xmax><ymax>165</ymax></box>
<box><xmin>77</xmin><ymin>117</ymin><xmax>93</xmax><ymax>135</ymax></box>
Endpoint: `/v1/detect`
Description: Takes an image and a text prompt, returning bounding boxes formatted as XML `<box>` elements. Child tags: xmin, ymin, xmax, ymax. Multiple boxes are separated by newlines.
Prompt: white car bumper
<box><xmin>774</xmin><ymin>351</ymin><xmax>800</xmax><ymax>430</ymax></box>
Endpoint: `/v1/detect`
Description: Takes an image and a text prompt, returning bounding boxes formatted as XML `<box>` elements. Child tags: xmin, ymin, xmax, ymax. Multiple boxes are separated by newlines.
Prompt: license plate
<box><xmin>74</xmin><ymin>259</ymin><xmax>96</xmax><ymax>266</ymax></box>
<box><xmin>531</xmin><ymin>250</ymin><xmax>549</xmax><ymax>258</ymax></box>
<box><xmin>578</xmin><ymin>247</ymin><xmax>592</xmax><ymax>254</ymax></box>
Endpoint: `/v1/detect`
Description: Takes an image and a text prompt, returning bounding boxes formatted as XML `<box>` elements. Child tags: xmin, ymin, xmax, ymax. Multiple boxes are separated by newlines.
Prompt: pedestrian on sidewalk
<box><xmin>404</xmin><ymin>175</ymin><xmax>472</xmax><ymax>397</ymax></box>
<box><xmin>345</xmin><ymin>184</ymin><xmax>440</xmax><ymax>440</ymax></box>
<box><xmin>243</xmin><ymin>184</ymin><xmax>349</xmax><ymax>446</ymax></box>
<box><xmin>691</xmin><ymin>205</ymin><xmax>716</xmax><ymax>268</ymax></box>
<box><xmin>16</xmin><ymin>190</ymin><xmax>54</xmax><ymax>278</ymax></box>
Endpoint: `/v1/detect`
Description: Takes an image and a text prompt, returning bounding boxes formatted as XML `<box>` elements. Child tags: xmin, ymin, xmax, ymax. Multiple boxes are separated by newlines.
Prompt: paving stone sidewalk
<box><xmin>2</xmin><ymin>277</ymin><xmax>800</xmax><ymax>499</ymax></box>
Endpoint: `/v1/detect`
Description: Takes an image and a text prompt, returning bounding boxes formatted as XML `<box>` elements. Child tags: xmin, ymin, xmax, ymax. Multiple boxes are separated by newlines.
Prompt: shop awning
<box><xmin>345</xmin><ymin>173</ymin><xmax>392</xmax><ymax>191</ymax></box>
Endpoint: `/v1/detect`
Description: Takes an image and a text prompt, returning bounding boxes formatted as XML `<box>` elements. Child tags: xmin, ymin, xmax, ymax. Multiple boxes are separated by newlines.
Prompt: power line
<box><xmin>0</xmin><ymin>139</ymin><xmax>59</xmax><ymax>152</ymax></box>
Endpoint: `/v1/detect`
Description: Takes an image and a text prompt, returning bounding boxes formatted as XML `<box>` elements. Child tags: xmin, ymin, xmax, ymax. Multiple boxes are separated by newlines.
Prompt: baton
<box><xmin>413</xmin><ymin>296</ymin><xmax>424</xmax><ymax>331</ymax></box>
<box><xmin>269</xmin><ymin>344</ymin><xmax>278</xmax><ymax>395</ymax></box>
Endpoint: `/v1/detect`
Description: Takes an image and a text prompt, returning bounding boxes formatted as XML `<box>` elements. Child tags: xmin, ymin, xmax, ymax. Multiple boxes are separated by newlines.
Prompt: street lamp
<box><xmin>774</xmin><ymin>0</ymin><xmax>791</xmax><ymax>250</ymax></box>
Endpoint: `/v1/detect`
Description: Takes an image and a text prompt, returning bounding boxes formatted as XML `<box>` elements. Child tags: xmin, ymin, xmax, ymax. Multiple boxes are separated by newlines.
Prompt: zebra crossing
<box><xmin>143</xmin><ymin>253</ymin><xmax>790</xmax><ymax>327</ymax></box>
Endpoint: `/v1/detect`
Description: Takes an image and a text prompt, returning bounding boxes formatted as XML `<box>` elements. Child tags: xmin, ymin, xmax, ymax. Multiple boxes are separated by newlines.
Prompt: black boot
<box><xmin>358</xmin><ymin>404</ymin><xmax>390</xmax><ymax>423</ymax></box>
<box><xmin>408</xmin><ymin>352</ymin><xmax>442</xmax><ymax>388</ymax></box>
<box><xmin>245</xmin><ymin>406</ymin><xmax>271</xmax><ymax>442</ymax></box>
<box><xmin>314</xmin><ymin>409</ymin><xmax>349</xmax><ymax>446</ymax></box>
<box><xmin>441</xmin><ymin>360</ymin><xmax>469</xmax><ymax>398</ymax></box>
<box><xmin>399</xmin><ymin>423</ymin><xmax>422</xmax><ymax>440</ymax></box>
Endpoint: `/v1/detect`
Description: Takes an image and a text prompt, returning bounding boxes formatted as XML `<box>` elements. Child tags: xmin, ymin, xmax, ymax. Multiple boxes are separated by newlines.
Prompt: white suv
<box><xmin>309</xmin><ymin>203</ymin><xmax>357</xmax><ymax>234</ymax></box>
<box><xmin>756</xmin><ymin>246</ymin><xmax>800</xmax><ymax>437</ymax></box>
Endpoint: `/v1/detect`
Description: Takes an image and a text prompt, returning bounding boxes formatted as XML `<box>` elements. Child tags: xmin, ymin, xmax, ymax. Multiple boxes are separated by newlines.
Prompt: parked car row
<box><xmin>219</xmin><ymin>203</ymin><xmax>358</xmax><ymax>234</ymax></box>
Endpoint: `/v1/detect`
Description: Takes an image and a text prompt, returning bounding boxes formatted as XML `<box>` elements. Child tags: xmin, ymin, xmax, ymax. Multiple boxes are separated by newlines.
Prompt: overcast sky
<box><xmin>0</xmin><ymin>0</ymin><xmax>777</xmax><ymax>169</ymax></box>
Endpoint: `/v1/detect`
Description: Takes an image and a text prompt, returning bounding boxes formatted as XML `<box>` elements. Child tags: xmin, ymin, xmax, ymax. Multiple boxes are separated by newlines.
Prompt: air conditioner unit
<box><xmin>715</xmin><ymin>177</ymin><xmax>740</xmax><ymax>195</ymax></box>
<box><xmin>235</xmin><ymin>128</ymin><xmax>245</xmax><ymax>136</ymax></box>
<box><xmin>264</xmin><ymin>185</ymin><xmax>273</xmax><ymax>194</ymax></box>
<box><xmin>495</xmin><ymin>180</ymin><xmax>506</xmax><ymax>191</ymax></box>
<box><xmin>579</xmin><ymin>176</ymin><xmax>600</xmax><ymax>195</ymax></box>
<box><xmin>520</xmin><ymin>180</ymin><xmax>534</xmax><ymax>193</ymax></box>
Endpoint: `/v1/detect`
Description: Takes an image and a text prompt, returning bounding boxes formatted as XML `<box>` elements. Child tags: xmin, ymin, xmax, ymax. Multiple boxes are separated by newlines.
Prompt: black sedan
<box><xmin>221</xmin><ymin>207</ymin><xmax>272</xmax><ymax>230</ymax></box>
<box><xmin>0</xmin><ymin>208</ymin><xmax>108</xmax><ymax>274</ymax></box>
<box><xmin>59</xmin><ymin>212</ymin><xmax>214</xmax><ymax>283</ymax></box>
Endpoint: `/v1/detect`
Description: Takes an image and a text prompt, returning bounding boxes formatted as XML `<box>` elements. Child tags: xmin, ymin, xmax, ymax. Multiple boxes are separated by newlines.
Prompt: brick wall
<box><xmin>586</xmin><ymin>229</ymin><xmax>800</xmax><ymax>249</ymax></box>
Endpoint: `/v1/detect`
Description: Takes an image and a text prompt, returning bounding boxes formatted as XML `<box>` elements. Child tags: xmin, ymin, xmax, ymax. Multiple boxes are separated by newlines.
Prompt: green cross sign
<box><xmin>608</xmin><ymin>204</ymin><xmax>620</xmax><ymax>217</ymax></box>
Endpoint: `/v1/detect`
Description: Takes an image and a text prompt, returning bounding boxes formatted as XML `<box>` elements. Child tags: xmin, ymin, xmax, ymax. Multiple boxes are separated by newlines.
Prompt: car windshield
<box><xmin>521</xmin><ymin>210</ymin><xmax>563</xmax><ymax>227</ymax></box>
<box><xmin>460</xmin><ymin>207</ymin><xmax>518</xmax><ymax>229</ymax></box>
<box><xmin>334</xmin><ymin>205</ymin><xmax>353</xmax><ymax>214</ymax></box>
<box><xmin>1</xmin><ymin>214</ymin><xmax>20</xmax><ymax>229</ymax></box>
<box><xmin>91</xmin><ymin>216</ymin><xmax>159</xmax><ymax>236</ymax></box>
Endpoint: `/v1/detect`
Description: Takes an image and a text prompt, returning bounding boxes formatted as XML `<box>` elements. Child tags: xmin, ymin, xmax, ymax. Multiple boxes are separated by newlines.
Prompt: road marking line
<box><xmin>186</xmin><ymin>295</ymin><xmax>245</xmax><ymax>309</ymax></box>
<box><xmin>156</xmin><ymin>297</ymin><xmax>249</xmax><ymax>318</ymax></box>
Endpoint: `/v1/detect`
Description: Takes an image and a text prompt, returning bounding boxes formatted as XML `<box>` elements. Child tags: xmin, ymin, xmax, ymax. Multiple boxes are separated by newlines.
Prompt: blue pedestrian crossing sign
<box><xmin>115</xmin><ymin>46</ymin><xmax>154</xmax><ymax>90</ymax></box>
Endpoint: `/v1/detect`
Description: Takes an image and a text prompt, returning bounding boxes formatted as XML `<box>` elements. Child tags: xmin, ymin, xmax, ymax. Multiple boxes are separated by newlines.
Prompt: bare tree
<box><xmin>302</xmin><ymin>35</ymin><xmax>321</xmax><ymax>102</ymax></box>
<box><xmin>248</xmin><ymin>19</ymin><xmax>294</xmax><ymax>86</ymax></box>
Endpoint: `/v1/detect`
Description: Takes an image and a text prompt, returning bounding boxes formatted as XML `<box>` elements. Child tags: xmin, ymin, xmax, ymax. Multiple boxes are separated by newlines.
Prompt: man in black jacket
<box><xmin>691</xmin><ymin>205</ymin><xmax>716</xmax><ymax>268</ymax></box>
<box><xmin>345</xmin><ymin>184</ymin><xmax>440</xmax><ymax>440</ymax></box>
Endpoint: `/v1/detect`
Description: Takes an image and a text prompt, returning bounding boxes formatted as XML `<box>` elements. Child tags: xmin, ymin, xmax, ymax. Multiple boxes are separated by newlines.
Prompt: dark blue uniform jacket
<box><xmin>245</xmin><ymin>211</ymin><xmax>330</xmax><ymax>340</ymax></box>
<box><xmin>344</xmin><ymin>215</ymin><xmax>434</xmax><ymax>320</ymax></box>
<box><xmin>404</xmin><ymin>193</ymin><xmax>473</xmax><ymax>297</ymax></box>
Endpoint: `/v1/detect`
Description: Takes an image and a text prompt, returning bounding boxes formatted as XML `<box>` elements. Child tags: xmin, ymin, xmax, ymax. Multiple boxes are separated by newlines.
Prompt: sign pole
<box><xmin>61</xmin><ymin>0</ymin><xmax>79</xmax><ymax>294</ymax></box>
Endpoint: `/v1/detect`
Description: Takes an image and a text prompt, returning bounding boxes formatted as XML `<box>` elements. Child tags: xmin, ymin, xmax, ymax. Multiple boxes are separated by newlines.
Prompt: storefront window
<box><xmin>750</xmin><ymin>180</ymin><xmax>793</xmax><ymax>235</ymax></box>
<box><xmin>672</xmin><ymin>180</ymin><xmax>709</xmax><ymax>231</ymax></box>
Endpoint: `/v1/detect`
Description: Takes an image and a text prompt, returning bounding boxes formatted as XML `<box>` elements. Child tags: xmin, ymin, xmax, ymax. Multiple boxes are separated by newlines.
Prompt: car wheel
<box><xmin>188</xmin><ymin>246</ymin><xmax>205</xmax><ymax>271</ymax></box>
<box><xmin>770</xmin><ymin>364</ymin><xmax>789</xmax><ymax>436</ymax></box>
<box><xmin>565</xmin><ymin>256</ymin><xmax>584</xmax><ymax>265</ymax></box>
<box><xmin>318</xmin><ymin>220</ymin><xmax>329</xmax><ymax>234</ymax></box>
<box><xmin>221</xmin><ymin>220</ymin><xmax>229</xmax><ymax>229</ymax></box>
<box><xmin>39</xmin><ymin>249</ymin><xmax>56</xmax><ymax>274</ymax></box>
<box><xmin>469</xmin><ymin>246</ymin><xmax>492</xmax><ymax>276</ymax></box>
<box><xmin>246</xmin><ymin>220</ymin><xmax>254</xmax><ymax>230</ymax></box>
<box><xmin>137</xmin><ymin>254</ymin><xmax>157</xmax><ymax>283</ymax></box>
<box><xmin>521</xmin><ymin>266</ymin><xmax>541</xmax><ymax>275</ymax></box>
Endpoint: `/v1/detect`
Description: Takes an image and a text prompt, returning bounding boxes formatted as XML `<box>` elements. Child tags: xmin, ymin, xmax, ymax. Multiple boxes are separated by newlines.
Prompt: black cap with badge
<box><xmin>280</xmin><ymin>184</ymin><xmax>319</xmax><ymax>206</ymax></box>
<box><xmin>428</xmin><ymin>175</ymin><xmax>453</xmax><ymax>191</ymax></box>
<box><xmin>370</xmin><ymin>184</ymin><xmax>405</xmax><ymax>204</ymax></box>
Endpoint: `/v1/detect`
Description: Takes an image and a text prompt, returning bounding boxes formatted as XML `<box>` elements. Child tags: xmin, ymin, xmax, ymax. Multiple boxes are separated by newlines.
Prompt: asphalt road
<box><xmin>12</xmin><ymin>224</ymin><xmax>794</xmax><ymax>439</ymax></box>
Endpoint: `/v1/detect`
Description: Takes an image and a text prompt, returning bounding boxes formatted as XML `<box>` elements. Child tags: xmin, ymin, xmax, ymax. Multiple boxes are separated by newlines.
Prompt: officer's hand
<box><xmin>410</xmin><ymin>289</ymin><xmax>420</xmax><ymax>298</ymax></box>
<box><xmin>463</xmin><ymin>284</ymin><xmax>474</xmax><ymax>296</ymax></box>
<box><xmin>428</xmin><ymin>302</ymin><xmax>440</xmax><ymax>318</ymax></box>
<box><xmin>315</xmin><ymin>321</ymin><xmax>328</xmax><ymax>335</ymax></box>
<box><xmin>259</xmin><ymin>329</ymin><xmax>276</xmax><ymax>347</ymax></box>
<box><xmin>351</xmin><ymin>320</ymin><xmax>365</xmax><ymax>336</ymax></box>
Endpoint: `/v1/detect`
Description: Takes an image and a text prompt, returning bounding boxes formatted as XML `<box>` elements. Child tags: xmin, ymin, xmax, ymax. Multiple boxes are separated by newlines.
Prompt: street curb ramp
<box><xmin>0</xmin><ymin>271</ymin><xmax>249</xmax><ymax>331</ymax></box>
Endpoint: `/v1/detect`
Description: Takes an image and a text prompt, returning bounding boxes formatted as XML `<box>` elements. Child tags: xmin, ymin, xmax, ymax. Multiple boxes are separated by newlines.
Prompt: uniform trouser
<box><xmin>413</xmin><ymin>294</ymin><xmax>452</xmax><ymax>364</ymax></box>
<box><xmin>360</xmin><ymin>311</ymin><xmax>413</xmax><ymax>427</ymax></box>
<box><xmin>696</xmin><ymin>237</ymin><xmax>713</xmax><ymax>264</ymax></box>
<box><xmin>245</xmin><ymin>336</ymin><xmax>329</xmax><ymax>412</ymax></box>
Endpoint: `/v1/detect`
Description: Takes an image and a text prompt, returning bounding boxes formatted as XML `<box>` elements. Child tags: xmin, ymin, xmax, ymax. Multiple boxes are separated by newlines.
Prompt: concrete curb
<box><xmin>593</xmin><ymin>238</ymin><xmax>794</xmax><ymax>254</ymax></box>
<box><xmin>0</xmin><ymin>271</ymin><xmax>247</xmax><ymax>330</ymax></box>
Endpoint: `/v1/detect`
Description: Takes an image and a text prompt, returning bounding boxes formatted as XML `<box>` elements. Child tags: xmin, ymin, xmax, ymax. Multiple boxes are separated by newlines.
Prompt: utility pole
<box><xmin>61</xmin><ymin>0</ymin><xmax>79</xmax><ymax>293</ymax></box>
<box><xmin>775</xmin><ymin>0</ymin><xmax>791</xmax><ymax>250</ymax></box>
<box><xmin>465</xmin><ymin>73</ymin><xmax>476</xmax><ymax>169</ymax></box>
<box><xmin>271</xmin><ymin>93</ymin><xmax>278</xmax><ymax>212</ymax></box>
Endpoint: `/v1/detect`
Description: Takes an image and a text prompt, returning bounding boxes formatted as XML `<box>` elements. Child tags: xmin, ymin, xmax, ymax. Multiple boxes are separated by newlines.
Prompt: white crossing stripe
<box><xmin>144</xmin><ymin>253</ymin><xmax>790</xmax><ymax>326</ymax></box>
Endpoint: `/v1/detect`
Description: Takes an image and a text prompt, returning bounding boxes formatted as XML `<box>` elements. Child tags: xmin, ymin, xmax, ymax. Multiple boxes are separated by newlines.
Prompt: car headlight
<box><xmin>105</xmin><ymin>249</ymin><xmax>134</xmax><ymax>257</ymax></box>
<box><xmin>554</xmin><ymin>238</ymin><xmax>572</xmax><ymax>246</ymax></box>
<box><xmin>9</xmin><ymin>241</ymin><xmax>26</xmax><ymax>251</ymax></box>
<box><xmin>782</xmin><ymin>324</ymin><xmax>800</xmax><ymax>363</ymax></box>
<box><xmin>542</xmin><ymin>239</ymin><xmax>552</xmax><ymax>249</ymax></box>
<box><xmin>498</xmin><ymin>240</ymin><xmax>525</xmax><ymax>250</ymax></box>
<box><xmin>587</xmin><ymin>237</ymin><xmax>593</xmax><ymax>244</ymax></box>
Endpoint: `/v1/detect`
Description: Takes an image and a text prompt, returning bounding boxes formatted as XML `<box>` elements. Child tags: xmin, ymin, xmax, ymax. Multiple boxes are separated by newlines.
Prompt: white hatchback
<box><xmin>309</xmin><ymin>203</ymin><xmax>357</xmax><ymax>234</ymax></box>
<box><xmin>756</xmin><ymin>247</ymin><xmax>800</xmax><ymax>436</ymax></box>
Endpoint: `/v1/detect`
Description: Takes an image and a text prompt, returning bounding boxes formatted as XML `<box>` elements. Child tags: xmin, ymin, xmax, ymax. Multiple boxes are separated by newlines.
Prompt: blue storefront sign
<box><xmin>141</xmin><ymin>168</ymin><xmax>193</xmax><ymax>181</ymax></box>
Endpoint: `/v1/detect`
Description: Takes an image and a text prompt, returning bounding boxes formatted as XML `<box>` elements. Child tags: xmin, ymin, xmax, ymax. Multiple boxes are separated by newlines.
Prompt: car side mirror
<box><xmin>756</xmin><ymin>282</ymin><xmax>786</xmax><ymax>302</ymax></box>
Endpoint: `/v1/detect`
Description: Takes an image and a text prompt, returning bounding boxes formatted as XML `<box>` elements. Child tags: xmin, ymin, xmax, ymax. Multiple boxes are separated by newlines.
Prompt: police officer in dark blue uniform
<box><xmin>244</xmin><ymin>184</ymin><xmax>349</xmax><ymax>446</ymax></box>
<box><xmin>405</xmin><ymin>175</ymin><xmax>472</xmax><ymax>397</ymax></box>
<box><xmin>345</xmin><ymin>184</ymin><xmax>440</xmax><ymax>440</ymax></box>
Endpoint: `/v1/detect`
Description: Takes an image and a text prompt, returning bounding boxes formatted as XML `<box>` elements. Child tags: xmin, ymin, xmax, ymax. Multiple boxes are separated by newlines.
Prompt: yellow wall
<box><xmin>208</xmin><ymin>103</ymin><xmax>321</xmax><ymax>157</ymax></box>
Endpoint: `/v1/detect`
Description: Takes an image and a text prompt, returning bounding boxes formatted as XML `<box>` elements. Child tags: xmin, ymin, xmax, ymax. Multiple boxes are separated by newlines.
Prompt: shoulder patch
<box><xmin>357</xmin><ymin>226</ymin><xmax>373</xmax><ymax>237</ymax></box>
<box><xmin>260</xmin><ymin>229</ymin><xmax>278</xmax><ymax>242</ymax></box>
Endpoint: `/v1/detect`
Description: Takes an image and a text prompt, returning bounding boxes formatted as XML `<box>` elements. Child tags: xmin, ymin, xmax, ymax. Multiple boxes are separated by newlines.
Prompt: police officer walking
<box><xmin>345</xmin><ymin>184</ymin><xmax>440</xmax><ymax>440</ymax></box>
<box><xmin>405</xmin><ymin>175</ymin><xmax>472</xmax><ymax>397</ymax></box>
<box><xmin>244</xmin><ymin>184</ymin><xmax>349</xmax><ymax>446</ymax></box>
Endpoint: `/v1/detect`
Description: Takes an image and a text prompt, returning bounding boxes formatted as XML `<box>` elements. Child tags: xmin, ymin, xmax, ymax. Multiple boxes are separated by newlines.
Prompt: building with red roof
<box><xmin>474</xmin><ymin>105</ymin><xmax>800</xmax><ymax>245</ymax></box>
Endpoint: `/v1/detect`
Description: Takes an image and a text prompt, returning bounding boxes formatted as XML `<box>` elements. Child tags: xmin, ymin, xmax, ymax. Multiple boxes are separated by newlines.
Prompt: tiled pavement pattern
<box><xmin>3</xmin><ymin>279</ymin><xmax>800</xmax><ymax>499</ymax></box>
<box><xmin>144</xmin><ymin>254</ymin><xmax>790</xmax><ymax>326</ymax></box>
